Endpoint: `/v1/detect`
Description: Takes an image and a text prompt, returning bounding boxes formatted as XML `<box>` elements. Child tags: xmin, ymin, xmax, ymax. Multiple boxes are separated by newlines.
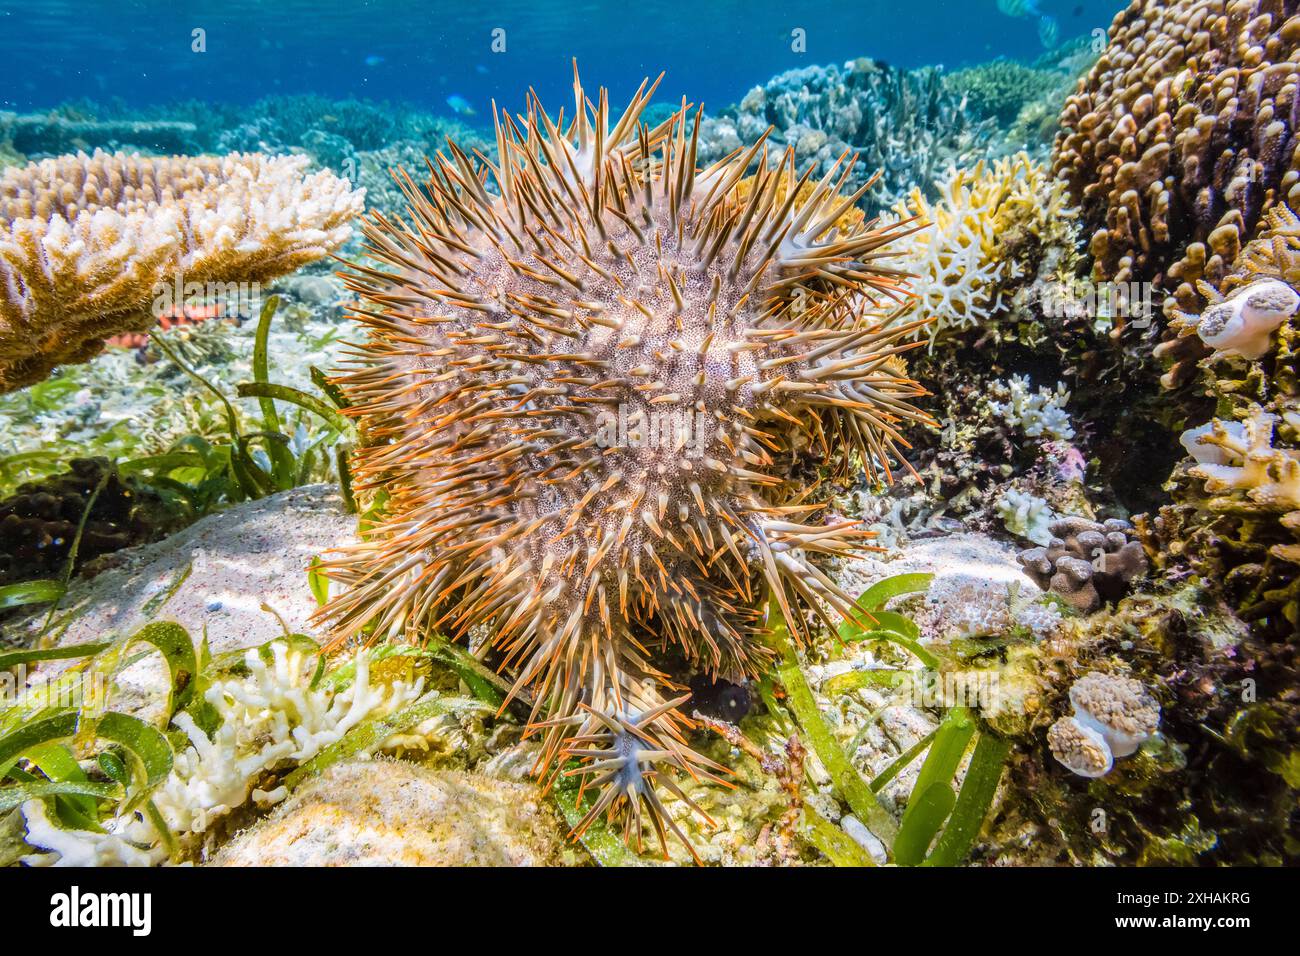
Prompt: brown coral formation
<box><xmin>0</xmin><ymin>458</ymin><xmax>178</xmax><ymax>586</ymax></box>
<box><xmin>1147</xmin><ymin>203</ymin><xmax>1300</xmax><ymax>635</ymax></box>
<box><xmin>1053</xmin><ymin>0</ymin><xmax>1300</xmax><ymax>341</ymax></box>
<box><xmin>1017</xmin><ymin>516</ymin><xmax>1148</xmax><ymax>612</ymax></box>
<box><xmin>0</xmin><ymin>150</ymin><xmax>363</xmax><ymax>392</ymax></box>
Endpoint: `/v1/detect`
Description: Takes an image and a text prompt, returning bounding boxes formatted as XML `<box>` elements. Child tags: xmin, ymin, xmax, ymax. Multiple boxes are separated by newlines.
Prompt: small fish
<box><xmin>474</xmin><ymin>63</ymin><xmax>489</xmax><ymax>75</ymax></box>
<box><xmin>1037</xmin><ymin>13</ymin><xmax>1060</xmax><ymax>48</ymax></box>
<box><xmin>995</xmin><ymin>0</ymin><xmax>1060</xmax><ymax>49</ymax></box>
<box><xmin>363</xmin><ymin>54</ymin><xmax>385</xmax><ymax>67</ymax></box>
<box><xmin>446</xmin><ymin>94</ymin><xmax>475</xmax><ymax>116</ymax></box>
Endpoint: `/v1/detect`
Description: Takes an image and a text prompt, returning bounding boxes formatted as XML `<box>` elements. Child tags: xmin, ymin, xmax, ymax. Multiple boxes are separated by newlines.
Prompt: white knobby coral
<box><xmin>988</xmin><ymin>374</ymin><xmax>1075</xmax><ymax>441</ymax></box>
<box><xmin>996</xmin><ymin>489</ymin><xmax>1055</xmax><ymax>545</ymax></box>
<box><xmin>20</xmin><ymin>643</ymin><xmax>432</xmax><ymax>866</ymax></box>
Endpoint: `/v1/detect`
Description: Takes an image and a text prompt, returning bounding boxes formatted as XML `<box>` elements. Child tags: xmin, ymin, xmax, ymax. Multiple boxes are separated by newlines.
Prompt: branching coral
<box><xmin>0</xmin><ymin>150</ymin><xmax>363</xmax><ymax>392</ymax></box>
<box><xmin>19</xmin><ymin>642</ymin><xmax>446</xmax><ymax>866</ymax></box>
<box><xmin>698</xmin><ymin>59</ymin><xmax>996</xmax><ymax>216</ymax></box>
<box><xmin>988</xmin><ymin>374</ymin><xmax>1075</xmax><ymax>441</ymax></box>
<box><xmin>1053</xmin><ymin>0</ymin><xmax>1300</xmax><ymax>339</ymax></box>
<box><xmin>319</xmin><ymin>66</ymin><xmax>935</xmax><ymax>858</ymax></box>
<box><xmin>876</xmin><ymin>152</ymin><xmax>1078</xmax><ymax>342</ymax></box>
<box><xmin>997</xmin><ymin>488</ymin><xmax>1056</xmax><ymax>545</ymax></box>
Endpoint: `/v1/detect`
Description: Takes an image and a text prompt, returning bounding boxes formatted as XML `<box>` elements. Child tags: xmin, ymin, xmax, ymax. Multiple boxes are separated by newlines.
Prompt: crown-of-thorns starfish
<box><xmin>319</xmin><ymin>62</ymin><xmax>934</xmax><ymax>860</ymax></box>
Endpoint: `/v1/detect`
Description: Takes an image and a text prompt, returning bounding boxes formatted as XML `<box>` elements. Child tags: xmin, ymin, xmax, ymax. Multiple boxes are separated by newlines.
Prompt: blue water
<box><xmin>1</xmin><ymin>0</ymin><xmax>1125</xmax><ymax>115</ymax></box>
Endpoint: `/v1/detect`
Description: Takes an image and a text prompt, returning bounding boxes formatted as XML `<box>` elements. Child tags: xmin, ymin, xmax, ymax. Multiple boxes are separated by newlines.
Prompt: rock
<box><xmin>209</xmin><ymin>758</ymin><xmax>571</xmax><ymax>866</ymax></box>
<box><xmin>15</xmin><ymin>485</ymin><xmax>355</xmax><ymax>717</ymax></box>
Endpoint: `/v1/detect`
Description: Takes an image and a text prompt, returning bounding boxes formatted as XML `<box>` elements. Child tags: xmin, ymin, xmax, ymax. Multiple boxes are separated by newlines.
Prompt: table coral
<box><xmin>0</xmin><ymin>150</ymin><xmax>363</xmax><ymax>392</ymax></box>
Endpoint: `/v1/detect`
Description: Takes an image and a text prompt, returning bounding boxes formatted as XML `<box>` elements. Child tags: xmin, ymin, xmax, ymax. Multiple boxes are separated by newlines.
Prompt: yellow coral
<box><xmin>0</xmin><ymin>150</ymin><xmax>364</xmax><ymax>392</ymax></box>
<box><xmin>876</xmin><ymin>152</ymin><xmax>1077</xmax><ymax>341</ymax></box>
<box><xmin>1190</xmin><ymin>407</ymin><xmax>1300</xmax><ymax>514</ymax></box>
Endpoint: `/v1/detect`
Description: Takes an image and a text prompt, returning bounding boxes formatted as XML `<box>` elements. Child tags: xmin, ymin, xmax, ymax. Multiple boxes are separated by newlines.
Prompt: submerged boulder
<box><xmin>210</xmin><ymin>759</ymin><xmax>571</xmax><ymax>867</ymax></box>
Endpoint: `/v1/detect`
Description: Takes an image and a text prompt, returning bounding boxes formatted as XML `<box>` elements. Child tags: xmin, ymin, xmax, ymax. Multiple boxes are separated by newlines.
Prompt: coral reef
<box><xmin>0</xmin><ymin>109</ymin><xmax>200</xmax><ymax>157</ymax></box>
<box><xmin>322</xmin><ymin>68</ymin><xmax>935</xmax><ymax>856</ymax></box>
<box><xmin>1150</xmin><ymin>203</ymin><xmax>1300</xmax><ymax>636</ymax></box>
<box><xmin>1053</xmin><ymin>0</ymin><xmax>1300</xmax><ymax>341</ymax></box>
<box><xmin>0</xmin><ymin>151</ymin><xmax>362</xmax><ymax>392</ymax></box>
<box><xmin>1017</xmin><ymin>516</ymin><xmax>1148</xmax><ymax>612</ymax></box>
<box><xmin>876</xmin><ymin>152</ymin><xmax>1079</xmax><ymax>343</ymax></box>
<box><xmin>942</xmin><ymin>59</ymin><xmax>1064</xmax><ymax>127</ymax></box>
<box><xmin>698</xmin><ymin>59</ymin><xmax>996</xmax><ymax>215</ymax></box>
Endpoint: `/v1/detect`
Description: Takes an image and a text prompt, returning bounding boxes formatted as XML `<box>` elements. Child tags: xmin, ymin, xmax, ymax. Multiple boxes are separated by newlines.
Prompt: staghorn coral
<box><xmin>0</xmin><ymin>150</ymin><xmax>363</xmax><ymax>392</ymax></box>
<box><xmin>320</xmin><ymin>67</ymin><xmax>935</xmax><ymax>859</ymax></box>
<box><xmin>698</xmin><ymin>59</ymin><xmax>996</xmax><ymax>216</ymax></box>
<box><xmin>1017</xmin><ymin>516</ymin><xmax>1149</xmax><ymax>613</ymax></box>
<box><xmin>1053</xmin><ymin>0</ymin><xmax>1300</xmax><ymax>342</ymax></box>
<box><xmin>875</xmin><ymin>152</ymin><xmax>1079</xmax><ymax>343</ymax></box>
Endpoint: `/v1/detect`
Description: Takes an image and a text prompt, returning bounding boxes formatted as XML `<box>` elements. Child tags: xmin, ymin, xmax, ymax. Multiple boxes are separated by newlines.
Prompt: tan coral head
<box><xmin>318</xmin><ymin>63</ymin><xmax>935</xmax><ymax>859</ymax></box>
<box><xmin>0</xmin><ymin>150</ymin><xmax>363</xmax><ymax>392</ymax></box>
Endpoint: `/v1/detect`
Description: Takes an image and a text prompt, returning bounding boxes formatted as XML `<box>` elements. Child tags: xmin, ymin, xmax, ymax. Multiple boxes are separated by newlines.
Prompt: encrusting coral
<box><xmin>0</xmin><ymin>150</ymin><xmax>363</xmax><ymax>392</ymax></box>
<box><xmin>1053</xmin><ymin>0</ymin><xmax>1300</xmax><ymax>342</ymax></box>
<box><xmin>319</xmin><ymin>65</ymin><xmax>935</xmax><ymax>859</ymax></box>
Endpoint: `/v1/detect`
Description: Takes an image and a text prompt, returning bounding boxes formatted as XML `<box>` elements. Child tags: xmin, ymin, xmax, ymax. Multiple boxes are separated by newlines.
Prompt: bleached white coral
<box><xmin>996</xmin><ymin>489</ymin><xmax>1055</xmax><ymax>545</ymax></box>
<box><xmin>19</xmin><ymin>798</ymin><xmax>157</xmax><ymax>867</ymax></box>
<box><xmin>873</xmin><ymin>152</ymin><xmax>1076</xmax><ymax>343</ymax></box>
<box><xmin>988</xmin><ymin>375</ymin><xmax>1074</xmax><ymax>441</ymax></box>
<box><xmin>19</xmin><ymin>643</ymin><xmax>429</xmax><ymax>866</ymax></box>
